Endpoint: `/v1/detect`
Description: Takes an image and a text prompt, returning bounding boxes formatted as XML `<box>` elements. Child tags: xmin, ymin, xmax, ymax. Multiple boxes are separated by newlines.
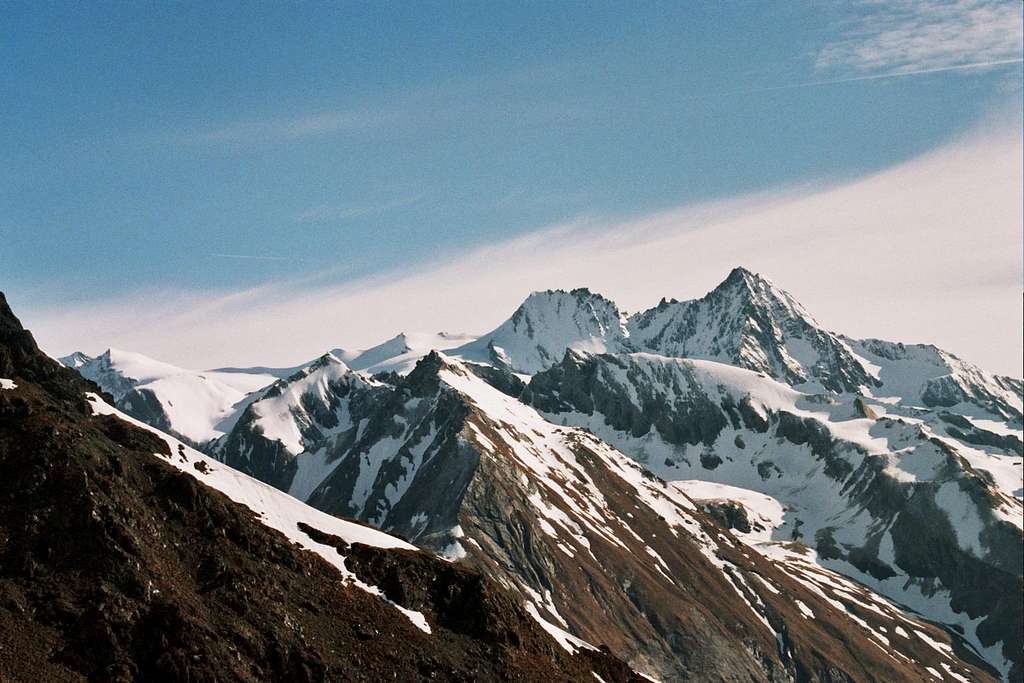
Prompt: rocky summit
<box><xmin>24</xmin><ymin>268</ymin><xmax>1024</xmax><ymax>682</ymax></box>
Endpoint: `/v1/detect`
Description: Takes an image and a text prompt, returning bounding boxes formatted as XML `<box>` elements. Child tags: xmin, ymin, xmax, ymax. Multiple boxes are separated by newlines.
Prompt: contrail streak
<box><xmin>740</xmin><ymin>58</ymin><xmax>1023</xmax><ymax>95</ymax></box>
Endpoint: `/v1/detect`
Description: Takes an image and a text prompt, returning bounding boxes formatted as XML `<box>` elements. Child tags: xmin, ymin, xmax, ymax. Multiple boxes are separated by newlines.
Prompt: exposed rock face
<box><xmin>938</xmin><ymin>412</ymin><xmax>1024</xmax><ymax>452</ymax></box>
<box><xmin>698</xmin><ymin>499</ymin><xmax>756</xmax><ymax>534</ymax></box>
<box><xmin>853</xmin><ymin>397</ymin><xmax>879</xmax><ymax>420</ymax></box>
<box><xmin>524</xmin><ymin>349</ymin><xmax>734</xmax><ymax>445</ymax></box>
<box><xmin>118</xmin><ymin>385</ymin><xmax>174</xmax><ymax>433</ymax></box>
<box><xmin>523</xmin><ymin>349</ymin><xmax>1023</xmax><ymax>679</ymax></box>
<box><xmin>0</xmin><ymin>292</ymin><xmax>642</xmax><ymax>683</ymax></box>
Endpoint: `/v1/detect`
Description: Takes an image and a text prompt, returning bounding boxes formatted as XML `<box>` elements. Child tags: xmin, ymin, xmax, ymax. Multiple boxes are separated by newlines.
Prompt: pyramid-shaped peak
<box><xmin>708</xmin><ymin>267</ymin><xmax>811</xmax><ymax>318</ymax></box>
<box><xmin>416</xmin><ymin>349</ymin><xmax>456</xmax><ymax>371</ymax></box>
<box><xmin>627</xmin><ymin>269</ymin><xmax>874</xmax><ymax>393</ymax></box>
<box><xmin>382</xmin><ymin>332</ymin><xmax>409</xmax><ymax>345</ymax></box>
<box><xmin>267</xmin><ymin>351</ymin><xmax>357</xmax><ymax>400</ymax></box>
<box><xmin>723</xmin><ymin>265</ymin><xmax>757</xmax><ymax>283</ymax></box>
<box><xmin>717</xmin><ymin>266</ymin><xmax>780</xmax><ymax>294</ymax></box>
<box><xmin>404</xmin><ymin>350</ymin><xmax>469</xmax><ymax>396</ymax></box>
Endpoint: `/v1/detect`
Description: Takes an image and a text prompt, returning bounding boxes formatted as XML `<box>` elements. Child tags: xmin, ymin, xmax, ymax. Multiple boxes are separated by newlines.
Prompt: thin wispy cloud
<box><xmin>296</xmin><ymin>194</ymin><xmax>426</xmax><ymax>223</ymax></box>
<box><xmin>210</xmin><ymin>253</ymin><xmax>293</xmax><ymax>261</ymax></box>
<box><xmin>176</xmin><ymin>109</ymin><xmax>393</xmax><ymax>148</ymax></box>
<box><xmin>816</xmin><ymin>0</ymin><xmax>1023</xmax><ymax>75</ymax></box>
<box><xmin>167</xmin><ymin>65</ymin><xmax>593</xmax><ymax>152</ymax></box>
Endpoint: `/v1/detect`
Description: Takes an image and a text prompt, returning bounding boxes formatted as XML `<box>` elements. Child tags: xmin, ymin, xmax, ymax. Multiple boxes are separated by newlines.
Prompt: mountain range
<box><xmin>16</xmin><ymin>266</ymin><xmax>1020</xmax><ymax>681</ymax></box>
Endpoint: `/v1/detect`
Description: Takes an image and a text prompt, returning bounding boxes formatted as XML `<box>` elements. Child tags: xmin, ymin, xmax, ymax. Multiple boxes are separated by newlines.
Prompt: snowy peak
<box><xmin>849</xmin><ymin>337</ymin><xmax>1023</xmax><ymax>423</ymax></box>
<box><xmin>72</xmin><ymin>348</ymin><xmax>278</xmax><ymax>446</ymax></box>
<box><xmin>719</xmin><ymin>264</ymin><xmax>777</xmax><ymax>292</ymax></box>
<box><xmin>75</xmin><ymin>347</ymin><xmax>182</xmax><ymax>400</ymax></box>
<box><xmin>336</xmin><ymin>333</ymin><xmax>410</xmax><ymax>369</ymax></box>
<box><xmin>246</xmin><ymin>350</ymin><xmax>366</xmax><ymax>453</ymax></box>
<box><xmin>58</xmin><ymin>351</ymin><xmax>93</xmax><ymax>369</ymax></box>
<box><xmin>627</xmin><ymin>268</ymin><xmax>876</xmax><ymax>393</ymax></box>
<box><xmin>306</xmin><ymin>350</ymin><xmax>348</xmax><ymax>373</ymax></box>
<box><xmin>722</xmin><ymin>264</ymin><xmax>785</xmax><ymax>288</ymax></box>
<box><xmin>717</xmin><ymin>266</ymin><xmax>817</xmax><ymax>322</ymax></box>
<box><xmin>332</xmin><ymin>331</ymin><xmax>478</xmax><ymax>375</ymax></box>
<box><xmin>454</xmin><ymin>287</ymin><xmax>629</xmax><ymax>374</ymax></box>
<box><xmin>513</xmin><ymin>287</ymin><xmax>625</xmax><ymax>338</ymax></box>
<box><xmin>270</xmin><ymin>350</ymin><xmax>360</xmax><ymax>395</ymax></box>
<box><xmin>38</xmin><ymin>273</ymin><xmax>1023</xmax><ymax>680</ymax></box>
<box><xmin>211</xmin><ymin>348</ymin><xmax>377</xmax><ymax>490</ymax></box>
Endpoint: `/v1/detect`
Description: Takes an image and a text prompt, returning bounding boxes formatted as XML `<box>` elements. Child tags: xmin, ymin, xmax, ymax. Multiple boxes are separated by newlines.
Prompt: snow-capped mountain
<box><xmin>210</xmin><ymin>350</ymin><xmax>1006</xmax><ymax>680</ymax></box>
<box><xmin>453</xmin><ymin>288</ymin><xmax>629</xmax><ymax>374</ymax></box>
<box><xmin>57</xmin><ymin>350</ymin><xmax>92</xmax><ymax>368</ymax></box>
<box><xmin>847</xmin><ymin>337</ymin><xmax>1023</xmax><ymax>425</ymax></box>
<box><xmin>62</xmin><ymin>348</ymin><xmax>279</xmax><ymax>447</ymax></box>
<box><xmin>334</xmin><ymin>331</ymin><xmax>477</xmax><ymax>375</ymax></box>
<box><xmin>0</xmin><ymin>292</ymin><xmax>643</xmax><ymax>682</ymax></box>
<box><xmin>54</xmin><ymin>268</ymin><xmax>1023</xmax><ymax>681</ymax></box>
<box><xmin>212</xmin><ymin>352</ymin><xmax>379</xmax><ymax>491</ymax></box>
<box><xmin>524</xmin><ymin>349</ymin><xmax>1022</xmax><ymax>675</ymax></box>
<box><xmin>626</xmin><ymin>267</ymin><xmax>880</xmax><ymax>393</ymax></box>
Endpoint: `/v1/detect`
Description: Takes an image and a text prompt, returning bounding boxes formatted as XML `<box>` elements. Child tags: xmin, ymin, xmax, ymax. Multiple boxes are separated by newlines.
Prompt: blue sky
<box><xmin>2</xmin><ymin>1</ymin><xmax>1022</xmax><ymax>371</ymax></box>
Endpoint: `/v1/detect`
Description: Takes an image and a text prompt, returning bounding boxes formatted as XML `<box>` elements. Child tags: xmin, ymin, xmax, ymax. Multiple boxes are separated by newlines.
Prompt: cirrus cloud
<box><xmin>816</xmin><ymin>0</ymin><xmax>1023</xmax><ymax>75</ymax></box>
